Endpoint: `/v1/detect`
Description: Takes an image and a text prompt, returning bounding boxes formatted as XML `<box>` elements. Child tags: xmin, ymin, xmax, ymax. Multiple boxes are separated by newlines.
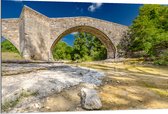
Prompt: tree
<box><xmin>128</xmin><ymin>5</ymin><xmax>168</xmax><ymax>65</ymax></box>
<box><xmin>52</xmin><ymin>41</ymin><xmax>73</xmax><ymax>60</ymax></box>
<box><xmin>71</xmin><ymin>32</ymin><xmax>107</xmax><ymax>61</ymax></box>
<box><xmin>71</xmin><ymin>32</ymin><xmax>90</xmax><ymax>61</ymax></box>
<box><xmin>129</xmin><ymin>5</ymin><xmax>168</xmax><ymax>56</ymax></box>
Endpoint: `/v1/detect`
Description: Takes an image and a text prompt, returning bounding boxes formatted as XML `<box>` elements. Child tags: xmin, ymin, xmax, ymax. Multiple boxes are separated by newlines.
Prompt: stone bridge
<box><xmin>2</xmin><ymin>5</ymin><xmax>128</xmax><ymax>61</ymax></box>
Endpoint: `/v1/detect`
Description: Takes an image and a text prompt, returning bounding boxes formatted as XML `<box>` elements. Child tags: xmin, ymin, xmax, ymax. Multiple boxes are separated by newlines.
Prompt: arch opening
<box><xmin>1</xmin><ymin>37</ymin><xmax>20</xmax><ymax>54</ymax></box>
<box><xmin>1</xmin><ymin>37</ymin><xmax>22</xmax><ymax>61</ymax></box>
<box><xmin>50</xmin><ymin>26</ymin><xmax>116</xmax><ymax>61</ymax></box>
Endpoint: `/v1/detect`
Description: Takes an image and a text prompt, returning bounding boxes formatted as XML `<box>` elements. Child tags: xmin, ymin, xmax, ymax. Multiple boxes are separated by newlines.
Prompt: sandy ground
<box><xmin>78</xmin><ymin>62</ymin><xmax>168</xmax><ymax>110</ymax></box>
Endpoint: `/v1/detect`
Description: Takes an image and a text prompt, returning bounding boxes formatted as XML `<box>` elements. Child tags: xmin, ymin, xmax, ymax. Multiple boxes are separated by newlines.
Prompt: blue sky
<box><xmin>2</xmin><ymin>0</ymin><xmax>142</xmax><ymax>46</ymax></box>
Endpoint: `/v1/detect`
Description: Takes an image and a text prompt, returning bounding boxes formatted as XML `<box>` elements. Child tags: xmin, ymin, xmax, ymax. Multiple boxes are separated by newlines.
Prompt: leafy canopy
<box><xmin>129</xmin><ymin>5</ymin><xmax>168</xmax><ymax>56</ymax></box>
<box><xmin>128</xmin><ymin>4</ymin><xmax>168</xmax><ymax>65</ymax></box>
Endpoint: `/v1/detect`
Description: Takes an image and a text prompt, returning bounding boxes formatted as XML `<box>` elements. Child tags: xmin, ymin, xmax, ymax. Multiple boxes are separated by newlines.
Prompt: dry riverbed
<box><xmin>2</xmin><ymin>63</ymin><xmax>104</xmax><ymax>113</ymax></box>
<box><xmin>77</xmin><ymin>61</ymin><xmax>168</xmax><ymax>110</ymax></box>
<box><xmin>2</xmin><ymin>61</ymin><xmax>168</xmax><ymax>112</ymax></box>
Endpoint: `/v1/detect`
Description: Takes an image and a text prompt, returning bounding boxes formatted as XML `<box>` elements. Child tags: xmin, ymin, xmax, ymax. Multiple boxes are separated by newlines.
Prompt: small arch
<box><xmin>50</xmin><ymin>25</ymin><xmax>116</xmax><ymax>60</ymax></box>
<box><xmin>1</xmin><ymin>36</ymin><xmax>20</xmax><ymax>54</ymax></box>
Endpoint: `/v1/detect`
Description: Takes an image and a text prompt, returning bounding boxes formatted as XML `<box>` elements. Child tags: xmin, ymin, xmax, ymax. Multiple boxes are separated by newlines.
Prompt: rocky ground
<box><xmin>2</xmin><ymin>63</ymin><xmax>105</xmax><ymax>113</ymax></box>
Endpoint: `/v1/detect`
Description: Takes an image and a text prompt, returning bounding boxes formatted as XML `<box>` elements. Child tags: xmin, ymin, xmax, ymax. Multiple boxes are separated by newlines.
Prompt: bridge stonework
<box><xmin>2</xmin><ymin>19</ymin><xmax>20</xmax><ymax>52</ymax></box>
<box><xmin>2</xmin><ymin>6</ymin><xmax>128</xmax><ymax>61</ymax></box>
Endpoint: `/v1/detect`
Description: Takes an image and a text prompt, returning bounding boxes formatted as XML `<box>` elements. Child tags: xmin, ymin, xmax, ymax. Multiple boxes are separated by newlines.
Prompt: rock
<box><xmin>81</xmin><ymin>83</ymin><xmax>97</xmax><ymax>89</ymax></box>
<box><xmin>117</xmin><ymin>80</ymin><xmax>120</xmax><ymax>83</ymax></box>
<box><xmin>80</xmin><ymin>88</ymin><xmax>102</xmax><ymax>110</ymax></box>
<box><xmin>45</xmin><ymin>106</ymin><xmax>51</xmax><ymax>110</ymax></box>
<box><xmin>34</xmin><ymin>103</ymin><xmax>41</xmax><ymax>109</ymax></box>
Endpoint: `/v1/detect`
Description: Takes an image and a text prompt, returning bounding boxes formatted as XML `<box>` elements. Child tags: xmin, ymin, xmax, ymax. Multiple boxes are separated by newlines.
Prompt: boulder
<box><xmin>80</xmin><ymin>88</ymin><xmax>102</xmax><ymax>110</ymax></box>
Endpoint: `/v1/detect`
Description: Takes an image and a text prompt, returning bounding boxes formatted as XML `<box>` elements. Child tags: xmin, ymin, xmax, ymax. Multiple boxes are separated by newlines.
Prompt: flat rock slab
<box><xmin>2</xmin><ymin>63</ymin><xmax>105</xmax><ymax>113</ymax></box>
<box><xmin>81</xmin><ymin>88</ymin><xmax>102</xmax><ymax>110</ymax></box>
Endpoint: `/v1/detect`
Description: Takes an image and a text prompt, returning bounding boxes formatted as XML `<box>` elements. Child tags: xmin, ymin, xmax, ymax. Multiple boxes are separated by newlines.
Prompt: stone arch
<box><xmin>1</xmin><ymin>36</ymin><xmax>20</xmax><ymax>54</ymax></box>
<box><xmin>2</xmin><ymin>18</ymin><xmax>20</xmax><ymax>53</ymax></box>
<box><xmin>50</xmin><ymin>25</ymin><xmax>116</xmax><ymax>60</ymax></box>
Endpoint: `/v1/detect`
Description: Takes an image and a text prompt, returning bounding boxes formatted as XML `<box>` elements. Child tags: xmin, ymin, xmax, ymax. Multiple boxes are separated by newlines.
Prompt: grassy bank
<box><xmin>1</xmin><ymin>52</ymin><xmax>24</xmax><ymax>61</ymax></box>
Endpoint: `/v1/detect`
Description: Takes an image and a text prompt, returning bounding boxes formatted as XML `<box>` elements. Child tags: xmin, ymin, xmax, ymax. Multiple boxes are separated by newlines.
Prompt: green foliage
<box><xmin>71</xmin><ymin>32</ymin><xmax>107</xmax><ymax>61</ymax></box>
<box><xmin>128</xmin><ymin>4</ymin><xmax>168</xmax><ymax>65</ymax></box>
<box><xmin>52</xmin><ymin>32</ymin><xmax>107</xmax><ymax>61</ymax></box>
<box><xmin>1</xmin><ymin>39</ymin><xmax>19</xmax><ymax>53</ymax></box>
<box><xmin>52</xmin><ymin>41</ymin><xmax>73</xmax><ymax>60</ymax></box>
<box><xmin>154</xmin><ymin>50</ymin><xmax>168</xmax><ymax>65</ymax></box>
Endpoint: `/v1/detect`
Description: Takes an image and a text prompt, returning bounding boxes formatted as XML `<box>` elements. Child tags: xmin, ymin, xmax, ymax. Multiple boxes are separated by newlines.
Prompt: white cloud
<box><xmin>88</xmin><ymin>3</ymin><xmax>103</xmax><ymax>12</ymax></box>
<box><xmin>71</xmin><ymin>32</ymin><xmax>78</xmax><ymax>35</ymax></box>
